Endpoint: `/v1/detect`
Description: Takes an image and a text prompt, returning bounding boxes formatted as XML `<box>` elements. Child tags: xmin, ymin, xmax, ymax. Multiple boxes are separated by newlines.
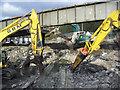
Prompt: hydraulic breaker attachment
<box><xmin>71</xmin><ymin>9</ymin><xmax>120</xmax><ymax>72</ymax></box>
<box><xmin>71</xmin><ymin>48</ymin><xmax>88</xmax><ymax>72</ymax></box>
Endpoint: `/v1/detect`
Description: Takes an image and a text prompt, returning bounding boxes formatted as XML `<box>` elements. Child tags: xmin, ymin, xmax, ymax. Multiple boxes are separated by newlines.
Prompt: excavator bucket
<box><xmin>20</xmin><ymin>45</ymin><xmax>44</xmax><ymax>76</ymax></box>
<box><xmin>20</xmin><ymin>56</ymin><xmax>44</xmax><ymax>76</ymax></box>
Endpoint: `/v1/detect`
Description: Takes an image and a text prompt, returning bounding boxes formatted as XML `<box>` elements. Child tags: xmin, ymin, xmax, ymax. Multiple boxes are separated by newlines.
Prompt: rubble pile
<box><xmin>73</xmin><ymin>62</ymin><xmax>119</xmax><ymax>88</ymax></box>
<box><xmin>2</xmin><ymin>46</ymin><xmax>28</xmax><ymax>62</ymax></box>
<box><xmin>2</xmin><ymin>39</ymin><xmax>120</xmax><ymax>88</ymax></box>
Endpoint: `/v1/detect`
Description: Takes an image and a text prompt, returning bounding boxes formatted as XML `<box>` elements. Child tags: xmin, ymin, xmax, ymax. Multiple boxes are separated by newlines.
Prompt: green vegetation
<box><xmin>59</xmin><ymin>25</ymin><xmax>74</xmax><ymax>34</ymax></box>
<box><xmin>59</xmin><ymin>21</ymin><xmax>103</xmax><ymax>34</ymax></box>
<box><xmin>82</xmin><ymin>21</ymin><xmax>103</xmax><ymax>32</ymax></box>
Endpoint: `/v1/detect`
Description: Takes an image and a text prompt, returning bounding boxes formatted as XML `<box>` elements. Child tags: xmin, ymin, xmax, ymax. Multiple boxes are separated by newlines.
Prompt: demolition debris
<box><xmin>2</xmin><ymin>39</ymin><xmax>120</xmax><ymax>88</ymax></box>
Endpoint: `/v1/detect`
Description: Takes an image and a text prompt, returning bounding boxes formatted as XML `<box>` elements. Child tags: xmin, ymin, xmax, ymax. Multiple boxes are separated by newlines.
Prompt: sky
<box><xmin>0</xmin><ymin>0</ymin><xmax>110</xmax><ymax>20</ymax></box>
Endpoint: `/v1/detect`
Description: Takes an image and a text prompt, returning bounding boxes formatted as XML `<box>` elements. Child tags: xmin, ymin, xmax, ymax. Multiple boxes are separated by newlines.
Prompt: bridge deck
<box><xmin>0</xmin><ymin>1</ymin><xmax>120</xmax><ymax>33</ymax></box>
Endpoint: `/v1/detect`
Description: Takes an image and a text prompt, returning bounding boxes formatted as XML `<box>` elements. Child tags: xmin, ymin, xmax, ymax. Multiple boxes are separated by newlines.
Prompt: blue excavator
<box><xmin>71</xmin><ymin>24</ymin><xmax>91</xmax><ymax>45</ymax></box>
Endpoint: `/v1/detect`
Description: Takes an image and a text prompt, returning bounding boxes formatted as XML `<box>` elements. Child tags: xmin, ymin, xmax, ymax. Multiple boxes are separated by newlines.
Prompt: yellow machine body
<box><xmin>72</xmin><ymin>9</ymin><xmax>120</xmax><ymax>71</ymax></box>
<box><xmin>0</xmin><ymin>9</ymin><xmax>43</xmax><ymax>68</ymax></box>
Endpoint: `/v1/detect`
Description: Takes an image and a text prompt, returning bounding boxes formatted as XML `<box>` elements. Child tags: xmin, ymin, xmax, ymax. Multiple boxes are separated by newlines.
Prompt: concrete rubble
<box><xmin>2</xmin><ymin>37</ymin><xmax>120</xmax><ymax>89</ymax></box>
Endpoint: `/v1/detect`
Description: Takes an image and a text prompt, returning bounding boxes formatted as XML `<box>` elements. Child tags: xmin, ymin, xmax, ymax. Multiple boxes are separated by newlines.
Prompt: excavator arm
<box><xmin>0</xmin><ymin>9</ymin><xmax>43</xmax><ymax>56</ymax></box>
<box><xmin>72</xmin><ymin>9</ymin><xmax>120</xmax><ymax>71</ymax></box>
<box><xmin>0</xmin><ymin>9</ymin><xmax>43</xmax><ymax>69</ymax></box>
<box><xmin>0</xmin><ymin>18</ymin><xmax>30</xmax><ymax>43</ymax></box>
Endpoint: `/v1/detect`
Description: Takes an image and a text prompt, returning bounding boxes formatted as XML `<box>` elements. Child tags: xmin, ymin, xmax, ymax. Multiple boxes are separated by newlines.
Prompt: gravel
<box><xmin>2</xmin><ymin>40</ymin><xmax>120</xmax><ymax>89</ymax></box>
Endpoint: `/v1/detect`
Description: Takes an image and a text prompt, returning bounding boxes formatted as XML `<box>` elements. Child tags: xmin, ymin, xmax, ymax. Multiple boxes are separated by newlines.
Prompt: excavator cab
<box><xmin>0</xmin><ymin>50</ymin><xmax>7</xmax><ymax>68</ymax></box>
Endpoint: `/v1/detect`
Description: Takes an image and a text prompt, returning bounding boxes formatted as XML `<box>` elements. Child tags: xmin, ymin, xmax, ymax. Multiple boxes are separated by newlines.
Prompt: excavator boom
<box><xmin>0</xmin><ymin>9</ymin><xmax>43</xmax><ymax>56</ymax></box>
<box><xmin>72</xmin><ymin>9</ymin><xmax>120</xmax><ymax>71</ymax></box>
<box><xmin>0</xmin><ymin>18</ymin><xmax>30</xmax><ymax>42</ymax></box>
<box><xmin>0</xmin><ymin>9</ymin><xmax>44</xmax><ymax>74</ymax></box>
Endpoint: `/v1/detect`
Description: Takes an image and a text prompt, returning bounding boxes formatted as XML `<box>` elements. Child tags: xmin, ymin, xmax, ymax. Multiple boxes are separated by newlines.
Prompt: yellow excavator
<box><xmin>0</xmin><ymin>9</ymin><xmax>120</xmax><ymax>79</ymax></box>
<box><xmin>0</xmin><ymin>9</ymin><xmax>44</xmax><ymax>78</ymax></box>
<box><xmin>71</xmin><ymin>9</ymin><xmax>120</xmax><ymax>71</ymax></box>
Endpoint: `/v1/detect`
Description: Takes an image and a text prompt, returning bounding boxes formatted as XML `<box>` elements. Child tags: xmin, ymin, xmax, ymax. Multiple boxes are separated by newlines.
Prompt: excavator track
<box><xmin>2</xmin><ymin>68</ymin><xmax>17</xmax><ymax>79</ymax></box>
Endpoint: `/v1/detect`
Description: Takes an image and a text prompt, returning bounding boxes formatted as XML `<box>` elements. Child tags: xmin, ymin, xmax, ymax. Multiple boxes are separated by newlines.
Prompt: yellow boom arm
<box><xmin>0</xmin><ymin>9</ymin><xmax>43</xmax><ymax>56</ymax></box>
<box><xmin>86</xmin><ymin>9</ymin><xmax>120</xmax><ymax>54</ymax></box>
<box><xmin>72</xmin><ymin>9</ymin><xmax>120</xmax><ymax>71</ymax></box>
